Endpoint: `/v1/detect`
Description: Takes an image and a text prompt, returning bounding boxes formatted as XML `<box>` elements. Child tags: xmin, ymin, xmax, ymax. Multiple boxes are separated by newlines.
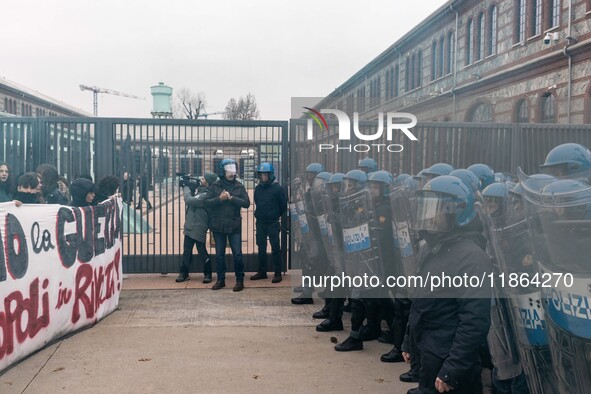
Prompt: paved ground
<box><xmin>1</xmin><ymin>277</ymin><xmax>416</xmax><ymax>394</ymax></box>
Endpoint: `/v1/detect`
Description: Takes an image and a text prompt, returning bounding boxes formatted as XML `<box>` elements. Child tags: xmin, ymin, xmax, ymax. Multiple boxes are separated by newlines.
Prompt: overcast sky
<box><xmin>2</xmin><ymin>0</ymin><xmax>447</xmax><ymax>120</ymax></box>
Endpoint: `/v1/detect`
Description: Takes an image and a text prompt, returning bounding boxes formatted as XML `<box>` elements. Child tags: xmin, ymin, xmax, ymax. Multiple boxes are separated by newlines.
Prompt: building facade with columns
<box><xmin>316</xmin><ymin>0</ymin><xmax>591</xmax><ymax>124</ymax></box>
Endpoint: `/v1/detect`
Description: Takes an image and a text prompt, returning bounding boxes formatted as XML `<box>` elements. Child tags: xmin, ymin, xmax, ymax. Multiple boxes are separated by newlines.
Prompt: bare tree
<box><xmin>173</xmin><ymin>88</ymin><xmax>207</xmax><ymax>119</ymax></box>
<box><xmin>223</xmin><ymin>93</ymin><xmax>260</xmax><ymax>120</ymax></box>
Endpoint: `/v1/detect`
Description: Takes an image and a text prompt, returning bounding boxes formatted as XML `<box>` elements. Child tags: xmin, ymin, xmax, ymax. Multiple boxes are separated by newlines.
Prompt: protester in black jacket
<box><xmin>70</xmin><ymin>178</ymin><xmax>96</xmax><ymax>208</ymax></box>
<box><xmin>13</xmin><ymin>172</ymin><xmax>42</xmax><ymax>204</ymax></box>
<box><xmin>204</xmin><ymin>159</ymin><xmax>250</xmax><ymax>292</ymax></box>
<box><xmin>250</xmin><ymin>163</ymin><xmax>287</xmax><ymax>283</ymax></box>
<box><xmin>93</xmin><ymin>175</ymin><xmax>119</xmax><ymax>205</ymax></box>
<box><xmin>408</xmin><ymin>175</ymin><xmax>491</xmax><ymax>394</ymax></box>
<box><xmin>37</xmin><ymin>164</ymin><xmax>69</xmax><ymax>205</ymax></box>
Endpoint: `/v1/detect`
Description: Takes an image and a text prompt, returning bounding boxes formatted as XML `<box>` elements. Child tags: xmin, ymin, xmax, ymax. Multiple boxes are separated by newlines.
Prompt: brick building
<box><xmin>0</xmin><ymin>77</ymin><xmax>89</xmax><ymax>117</ymax></box>
<box><xmin>316</xmin><ymin>0</ymin><xmax>591</xmax><ymax>124</ymax></box>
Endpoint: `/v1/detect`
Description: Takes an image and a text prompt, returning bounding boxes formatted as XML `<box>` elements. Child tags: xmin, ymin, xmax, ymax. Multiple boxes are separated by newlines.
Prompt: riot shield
<box><xmin>482</xmin><ymin>189</ymin><xmax>525</xmax><ymax>383</ymax></box>
<box><xmin>526</xmin><ymin>178</ymin><xmax>591</xmax><ymax>393</ymax></box>
<box><xmin>312</xmin><ymin>177</ymin><xmax>344</xmax><ymax>276</ymax></box>
<box><xmin>516</xmin><ymin>170</ymin><xmax>563</xmax><ymax>393</ymax></box>
<box><xmin>339</xmin><ymin>188</ymin><xmax>384</xmax><ymax>290</ymax></box>
<box><xmin>389</xmin><ymin>185</ymin><xmax>419</xmax><ymax>285</ymax></box>
<box><xmin>291</xmin><ymin>176</ymin><xmax>321</xmax><ymax>263</ymax></box>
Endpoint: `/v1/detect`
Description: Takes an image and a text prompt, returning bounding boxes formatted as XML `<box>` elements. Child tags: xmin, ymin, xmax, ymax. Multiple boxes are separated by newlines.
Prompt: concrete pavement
<box><xmin>1</xmin><ymin>276</ymin><xmax>416</xmax><ymax>394</ymax></box>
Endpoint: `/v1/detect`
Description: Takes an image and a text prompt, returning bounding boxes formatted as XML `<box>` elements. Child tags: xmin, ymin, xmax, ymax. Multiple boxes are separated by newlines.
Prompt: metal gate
<box><xmin>0</xmin><ymin>117</ymin><xmax>289</xmax><ymax>274</ymax></box>
<box><xmin>289</xmin><ymin>119</ymin><xmax>591</xmax><ymax>176</ymax></box>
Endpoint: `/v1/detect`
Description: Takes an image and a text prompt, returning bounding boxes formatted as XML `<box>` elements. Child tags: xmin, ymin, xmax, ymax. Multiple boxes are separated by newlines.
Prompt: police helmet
<box><xmin>467</xmin><ymin>164</ymin><xmax>495</xmax><ymax>190</ymax></box>
<box><xmin>540</xmin><ymin>143</ymin><xmax>591</xmax><ymax>179</ymax></box>
<box><xmin>415</xmin><ymin>175</ymin><xmax>477</xmax><ymax>232</ymax></box>
<box><xmin>256</xmin><ymin>162</ymin><xmax>275</xmax><ymax>183</ymax></box>
<box><xmin>450</xmin><ymin>169</ymin><xmax>481</xmax><ymax>195</ymax></box>
<box><xmin>219</xmin><ymin>158</ymin><xmax>238</xmax><ymax>178</ymax></box>
<box><xmin>342</xmin><ymin>169</ymin><xmax>368</xmax><ymax>195</ymax></box>
<box><xmin>423</xmin><ymin>163</ymin><xmax>455</xmax><ymax>180</ymax></box>
<box><xmin>358</xmin><ymin>158</ymin><xmax>378</xmax><ymax>173</ymax></box>
<box><xmin>368</xmin><ymin>170</ymin><xmax>394</xmax><ymax>197</ymax></box>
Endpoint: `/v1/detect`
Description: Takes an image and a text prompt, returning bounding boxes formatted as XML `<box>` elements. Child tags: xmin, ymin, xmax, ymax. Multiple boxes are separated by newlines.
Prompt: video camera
<box><xmin>176</xmin><ymin>172</ymin><xmax>201</xmax><ymax>190</ymax></box>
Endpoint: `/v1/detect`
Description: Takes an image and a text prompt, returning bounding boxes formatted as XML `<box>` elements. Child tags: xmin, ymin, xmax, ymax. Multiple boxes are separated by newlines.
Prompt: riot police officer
<box><xmin>251</xmin><ymin>162</ymin><xmax>287</xmax><ymax>283</ymax></box>
<box><xmin>468</xmin><ymin>163</ymin><xmax>495</xmax><ymax>191</ymax></box>
<box><xmin>450</xmin><ymin>169</ymin><xmax>481</xmax><ymax>195</ymax></box>
<box><xmin>292</xmin><ymin>163</ymin><xmax>327</xmax><ymax>305</ymax></box>
<box><xmin>539</xmin><ymin>142</ymin><xmax>591</xmax><ymax>181</ymax></box>
<box><xmin>482</xmin><ymin>182</ymin><xmax>530</xmax><ymax>393</ymax></box>
<box><xmin>315</xmin><ymin>172</ymin><xmax>347</xmax><ymax>331</ymax></box>
<box><xmin>533</xmin><ymin>179</ymin><xmax>591</xmax><ymax>393</ymax></box>
<box><xmin>422</xmin><ymin>163</ymin><xmax>455</xmax><ymax>181</ymax></box>
<box><xmin>335</xmin><ymin>170</ymin><xmax>385</xmax><ymax>351</ymax></box>
<box><xmin>358</xmin><ymin>157</ymin><xmax>378</xmax><ymax>174</ymax></box>
<box><xmin>409</xmin><ymin>175</ymin><xmax>492</xmax><ymax>393</ymax></box>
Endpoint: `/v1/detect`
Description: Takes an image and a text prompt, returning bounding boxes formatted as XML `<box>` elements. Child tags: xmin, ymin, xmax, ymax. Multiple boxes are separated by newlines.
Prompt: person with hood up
<box><xmin>70</xmin><ymin>177</ymin><xmax>96</xmax><ymax>207</ymax></box>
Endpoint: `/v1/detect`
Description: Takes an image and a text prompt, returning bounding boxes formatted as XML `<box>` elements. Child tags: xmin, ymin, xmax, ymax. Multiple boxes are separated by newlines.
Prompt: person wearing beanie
<box><xmin>176</xmin><ymin>172</ymin><xmax>217</xmax><ymax>283</ymax></box>
<box><xmin>70</xmin><ymin>178</ymin><xmax>96</xmax><ymax>207</ymax></box>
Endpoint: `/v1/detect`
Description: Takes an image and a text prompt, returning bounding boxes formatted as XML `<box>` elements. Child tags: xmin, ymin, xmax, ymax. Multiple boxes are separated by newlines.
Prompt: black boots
<box><xmin>233</xmin><ymin>280</ymin><xmax>244</xmax><ymax>292</ymax></box>
<box><xmin>250</xmin><ymin>272</ymin><xmax>268</xmax><ymax>280</ymax></box>
<box><xmin>316</xmin><ymin>319</ymin><xmax>343</xmax><ymax>332</ymax></box>
<box><xmin>334</xmin><ymin>336</ymin><xmax>363</xmax><ymax>351</ymax></box>
<box><xmin>203</xmin><ymin>259</ymin><xmax>212</xmax><ymax>283</ymax></box>
<box><xmin>291</xmin><ymin>295</ymin><xmax>313</xmax><ymax>305</ymax></box>
<box><xmin>175</xmin><ymin>272</ymin><xmax>189</xmax><ymax>282</ymax></box>
<box><xmin>380</xmin><ymin>346</ymin><xmax>405</xmax><ymax>363</ymax></box>
<box><xmin>312</xmin><ymin>301</ymin><xmax>330</xmax><ymax>319</ymax></box>
<box><xmin>212</xmin><ymin>280</ymin><xmax>225</xmax><ymax>290</ymax></box>
<box><xmin>250</xmin><ymin>272</ymin><xmax>282</xmax><ymax>283</ymax></box>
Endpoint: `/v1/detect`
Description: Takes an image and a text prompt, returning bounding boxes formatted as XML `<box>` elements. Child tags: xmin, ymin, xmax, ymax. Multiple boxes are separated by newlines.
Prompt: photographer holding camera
<box><xmin>176</xmin><ymin>171</ymin><xmax>218</xmax><ymax>283</ymax></box>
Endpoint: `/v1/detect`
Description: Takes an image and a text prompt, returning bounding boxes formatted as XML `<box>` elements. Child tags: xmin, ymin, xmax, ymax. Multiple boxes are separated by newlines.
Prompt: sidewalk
<box><xmin>1</xmin><ymin>274</ymin><xmax>416</xmax><ymax>394</ymax></box>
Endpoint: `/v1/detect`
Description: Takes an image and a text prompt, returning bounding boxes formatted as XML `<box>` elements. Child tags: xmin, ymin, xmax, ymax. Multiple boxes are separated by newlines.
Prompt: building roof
<box><xmin>0</xmin><ymin>77</ymin><xmax>92</xmax><ymax>117</ymax></box>
<box><xmin>315</xmin><ymin>0</ymin><xmax>465</xmax><ymax>109</ymax></box>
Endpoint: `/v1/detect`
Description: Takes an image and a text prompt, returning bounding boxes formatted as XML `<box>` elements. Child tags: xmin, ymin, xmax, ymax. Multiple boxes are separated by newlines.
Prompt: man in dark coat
<box><xmin>251</xmin><ymin>162</ymin><xmax>287</xmax><ymax>283</ymax></box>
<box><xmin>205</xmin><ymin>159</ymin><xmax>250</xmax><ymax>292</ymax></box>
<box><xmin>176</xmin><ymin>172</ymin><xmax>217</xmax><ymax>283</ymax></box>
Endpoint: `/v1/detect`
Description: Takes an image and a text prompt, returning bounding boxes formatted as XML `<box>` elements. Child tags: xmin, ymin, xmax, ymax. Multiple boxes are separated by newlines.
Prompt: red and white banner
<box><xmin>0</xmin><ymin>197</ymin><xmax>122</xmax><ymax>373</ymax></box>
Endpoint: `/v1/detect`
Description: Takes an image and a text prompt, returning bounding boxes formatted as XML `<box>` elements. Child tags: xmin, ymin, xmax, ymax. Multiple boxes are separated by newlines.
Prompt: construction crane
<box><xmin>197</xmin><ymin>111</ymin><xmax>224</xmax><ymax>119</ymax></box>
<box><xmin>79</xmin><ymin>84</ymin><xmax>144</xmax><ymax>116</ymax></box>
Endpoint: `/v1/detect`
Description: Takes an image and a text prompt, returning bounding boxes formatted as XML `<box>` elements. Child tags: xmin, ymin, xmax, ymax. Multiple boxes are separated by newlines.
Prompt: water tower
<box><xmin>150</xmin><ymin>82</ymin><xmax>173</xmax><ymax>118</ymax></box>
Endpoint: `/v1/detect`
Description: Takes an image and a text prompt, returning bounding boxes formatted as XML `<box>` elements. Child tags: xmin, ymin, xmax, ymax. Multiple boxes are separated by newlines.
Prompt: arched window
<box><xmin>469</xmin><ymin>102</ymin><xmax>493</xmax><ymax>122</ymax></box>
<box><xmin>514</xmin><ymin>99</ymin><xmax>530</xmax><ymax>123</ymax></box>
<box><xmin>476</xmin><ymin>12</ymin><xmax>485</xmax><ymax>61</ymax></box>
<box><xmin>431</xmin><ymin>40</ymin><xmax>437</xmax><ymax>80</ymax></box>
<box><xmin>466</xmin><ymin>19</ymin><xmax>473</xmax><ymax>65</ymax></box>
<box><xmin>540</xmin><ymin>93</ymin><xmax>556</xmax><ymax>123</ymax></box>
<box><xmin>446</xmin><ymin>32</ymin><xmax>454</xmax><ymax>74</ymax></box>
<box><xmin>487</xmin><ymin>5</ymin><xmax>497</xmax><ymax>56</ymax></box>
